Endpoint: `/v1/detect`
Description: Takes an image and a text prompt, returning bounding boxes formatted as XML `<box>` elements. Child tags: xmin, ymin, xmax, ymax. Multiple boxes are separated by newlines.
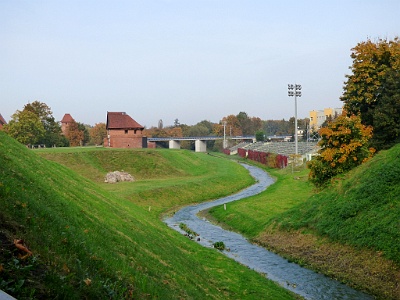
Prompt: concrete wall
<box><xmin>195</xmin><ymin>140</ymin><xmax>207</xmax><ymax>152</ymax></box>
<box><xmin>169</xmin><ymin>140</ymin><xmax>181</xmax><ymax>149</ymax></box>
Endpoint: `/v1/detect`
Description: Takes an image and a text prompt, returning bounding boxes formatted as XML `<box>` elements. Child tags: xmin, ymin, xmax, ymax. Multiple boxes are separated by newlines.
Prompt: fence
<box><xmin>236</xmin><ymin>148</ymin><xmax>288</xmax><ymax>168</ymax></box>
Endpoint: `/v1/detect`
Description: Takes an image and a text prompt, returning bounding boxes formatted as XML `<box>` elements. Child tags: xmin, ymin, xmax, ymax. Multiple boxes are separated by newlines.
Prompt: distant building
<box><xmin>309</xmin><ymin>108</ymin><xmax>343</xmax><ymax>131</ymax></box>
<box><xmin>61</xmin><ymin>113</ymin><xmax>75</xmax><ymax>135</ymax></box>
<box><xmin>0</xmin><ymin>114</ymin><xmax>6</xmax><ymax>130</ymax></box>
<box><xmin>105</xmin><ymin>112</ymin><xmax>147</xmax><ymax>148</ymax></box>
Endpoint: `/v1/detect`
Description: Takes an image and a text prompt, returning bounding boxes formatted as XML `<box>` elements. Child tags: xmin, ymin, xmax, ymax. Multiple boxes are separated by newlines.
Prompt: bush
<box><xmin>213</xmin><ymin>241</ymin><xmax>225</xmax><ymax>251</ymax></box>
<box><xmin>308</xmin><ymin>115</ymin><xmax>375</xmax><ymax>187</ymax></box>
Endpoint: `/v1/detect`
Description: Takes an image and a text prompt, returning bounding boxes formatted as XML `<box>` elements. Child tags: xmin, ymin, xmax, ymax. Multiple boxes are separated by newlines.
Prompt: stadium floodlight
<box><xmin>288</xmin><ymin>84</ymin><xmax>302</xmax><ymax>155</ymax></box>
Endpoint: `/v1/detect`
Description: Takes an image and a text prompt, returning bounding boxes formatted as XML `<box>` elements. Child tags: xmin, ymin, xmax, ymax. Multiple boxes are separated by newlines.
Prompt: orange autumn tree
<box><xmin>65</xmin><ymin>120</ymin><xmax>84</xmax><ymax>147</ymax></box>
<box><xmin>89</xmin><ymin>122</ymin><xmax>107</xmax><ymax>145</ymax></box>
<box><xmin>308</xmin><ymin>115</ymin><xmax>375</xmax><ymax>187</ymax></box>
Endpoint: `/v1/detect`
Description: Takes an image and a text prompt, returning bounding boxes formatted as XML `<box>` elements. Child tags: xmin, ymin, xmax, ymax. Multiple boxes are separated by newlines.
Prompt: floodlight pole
<box><xmin>223</xmin><ymin>121</ymin><xmax>227</xmax><ymax>149</ymax></box>
<box><xmin>288</xmin><ymin>84</ymin><xmax>302</xmax><ymax>155</ymax></box>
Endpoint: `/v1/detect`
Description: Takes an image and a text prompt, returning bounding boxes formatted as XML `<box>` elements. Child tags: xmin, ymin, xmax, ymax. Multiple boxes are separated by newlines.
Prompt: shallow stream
<box><xmin>164</xmin><ymin>163</ymin><xmax>372</xmax><ymax>300</ymax></box>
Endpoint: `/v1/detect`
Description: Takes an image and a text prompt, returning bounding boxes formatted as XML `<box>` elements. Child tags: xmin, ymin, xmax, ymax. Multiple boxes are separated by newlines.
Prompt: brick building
<box><xmin>105</xmin><ymin>112</ymin><xmax>147</xmax><ymax>148</ymax></box>
<box><xmin>0</xmin><ymin>114</ymin><xmax>6</xmax><ymax>130</ymax></box>
<box><xmin>61</xmin><ymin>113</ymin><xmax>75</xmax><ymax>135</ymax></box>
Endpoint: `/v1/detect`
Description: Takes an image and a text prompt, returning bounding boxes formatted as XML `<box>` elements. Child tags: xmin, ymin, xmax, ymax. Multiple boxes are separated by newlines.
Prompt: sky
<box><xmin>1</xmin><ymin>0</ymin><xmax>399</xmax><ymax>128</ymax></box>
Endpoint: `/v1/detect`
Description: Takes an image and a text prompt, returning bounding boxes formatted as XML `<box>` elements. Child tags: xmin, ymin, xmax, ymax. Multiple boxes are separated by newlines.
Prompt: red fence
<box><xmin>235</xmin><ymin>148</ymin><xmax>288</xmax><ymax>168</ymax></box>
<box><xmin>222</xmin><ymin>149</ymin><xmax>231</xmax><ymax>155</ymax></box>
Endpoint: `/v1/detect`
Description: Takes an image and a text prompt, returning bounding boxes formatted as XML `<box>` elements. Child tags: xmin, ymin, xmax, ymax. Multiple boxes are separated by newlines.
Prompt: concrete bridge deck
<box><xmin>147</xmin><ymin>136</ymin><xmax>255</xmax><ymax>152</ymax></box>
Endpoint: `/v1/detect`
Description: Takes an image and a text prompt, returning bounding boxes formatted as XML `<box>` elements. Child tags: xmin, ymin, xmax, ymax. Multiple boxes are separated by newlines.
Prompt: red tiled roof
<box><xmin>61</xmin><ymin>113</ymin><xmax>75</xmax><ymax>123</ymax></box>
<box><xmin>106</xmin><ymin>112</ymin><xmax>144</xmax><ymax>130</ymax></box>
<box><xmin>0</xmin><ymin>114</ymin><xmax>6</xmax><ymax>126</ymax></box>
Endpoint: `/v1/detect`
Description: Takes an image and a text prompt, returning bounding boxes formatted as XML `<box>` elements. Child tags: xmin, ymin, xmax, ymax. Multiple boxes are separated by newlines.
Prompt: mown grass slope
<box><xmin>37</xmin><ymin>148</ymin><xmax>252</xmax><ymax>216</ymax></box>
<box><xmin>207</xmin><ymin>165</ymin><xmax>313</xmax><ymax>238</ymax></box>
<box><xmin>274</xmin><ymin>144</ymin><xmax>400</xmax><ymax>264</ymax></box>
<box><xmin>0</xmin><ymin>132</ymin><xmax>298</xmax><ymax>299</ymax></box>
<box><xmin>208</xmin><ymin>145</ymin><xmax>400</xmax><ymax>299</ymax></box>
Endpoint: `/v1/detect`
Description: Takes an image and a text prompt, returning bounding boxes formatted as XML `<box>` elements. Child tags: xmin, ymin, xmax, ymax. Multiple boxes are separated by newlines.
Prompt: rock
<box><xmin>105</xmin><ymin>171</ymin><xmax>134</xmax><ymax>183</ymax></box>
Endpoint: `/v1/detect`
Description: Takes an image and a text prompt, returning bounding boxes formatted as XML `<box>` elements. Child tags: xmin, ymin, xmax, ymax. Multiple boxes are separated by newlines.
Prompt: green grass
<box><xmin>209</xmin><ymin>147</ymin><xmax>400</xmax><ymax>263</ymax></box>
<box><xmin>275</xmin><ymin>144</ymin><xmax>400</xmax><ymax>264</ymax></box>
<box><xmin>0</xmin><ymin>132</ymin><xmax>298</xmax><ymax>299</ymax></box>
<box><xmin>208</xmin><ymin>164</ymin><xmax>314</xmax><ymax>238</ymax></box>
<box><xmin>207</xmin><ymin>148</ymin><xmax>400</xmax><ymax>299</ymax></box>
<box><xmin>37</xmin><ymin>148</ymin><xmax>256</xmax><ymax>215</ymax></box>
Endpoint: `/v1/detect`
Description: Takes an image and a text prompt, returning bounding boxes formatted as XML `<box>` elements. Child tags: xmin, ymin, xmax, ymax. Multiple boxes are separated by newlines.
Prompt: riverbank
<box><xmin>255</xmin><ymin>229</ymin><xmax>399</xmax><ymax>300</ymax></box>
<box><xmin>207</xmin><ymin>151</ymin><xmax>400</xmax><ymax>300</ymax></box>
<box><xmin>1</xmin><ymin>132</ymin><xmax>298</xmax><ymax>299</ymax></box>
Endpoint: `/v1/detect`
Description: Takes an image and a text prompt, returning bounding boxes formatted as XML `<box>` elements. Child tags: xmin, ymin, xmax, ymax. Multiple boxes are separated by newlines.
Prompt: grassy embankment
<box><xmin>208</xmin><ymin>146</ymin><xmax>400</xmax><ymax>299</ymax></box>
<box><xmin>0</xmin><ymin>131</ymin><xmax>299</xmax><ymax>299</ymax></box>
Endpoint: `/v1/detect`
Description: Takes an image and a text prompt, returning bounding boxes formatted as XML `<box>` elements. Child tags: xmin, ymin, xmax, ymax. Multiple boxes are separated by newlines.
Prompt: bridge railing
<box><xmin>147</xmin><ymin>136</ymin><xmax>255</xmax><ymax>142</ymax></box>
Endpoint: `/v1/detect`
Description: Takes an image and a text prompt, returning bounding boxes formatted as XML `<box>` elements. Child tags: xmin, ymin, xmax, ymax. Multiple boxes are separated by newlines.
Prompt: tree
<box><xmin>369</xmin><ymin>68</ymin><xmax>400</xmax><ymax>149</ymax></box>
<box><xmin>196</xmin><ymin>120</ymin><xmax>214</xmax><ymax>134</ymax></box>
<box><xmin>89</xmin><ymin>123</ymin><xmax>107</xmax><ymax>145</ymax></box>
<box><xmin>20</xmin><ymin>101</ymin><xmax>68</xmax><ymax>147</ymax></box>
<box><xmin>188</xmin><ymin>124</ymin><xmax>209</xmax><ymax>137</ymax></box>
<box><xmin>250</xmin><ymin>117</ymin><xmax>263</xmax><ymax>134</ymax></box>
<box><xmin>4</xmin><ymin>110</ymin><xmax>45</xmax><ymax>145</ymax></box>
<box><xmin>213</xmin><ymin>115</ymin><xmax>242</xmax><ymax>137</ymax></box>
<box><xmin>340</xmin><ymin>37</ymin><xmax>400</xmax><ymax>149</ymax></box>
<box><xmin>308</xmin><ymin>115</ymin><xmax>375</xmax><ymax>187</ymax></box>
<box><xmin>65</xmin><ymin>120</ymin><xmax>84</xmax><ymax>146</ymax></box>
<box><xmin>237</xmin><ymin>112</ymin><xmax>252</xmax><ymax>135</ymax></box>
<box><xmin>78</xmin><ymin>123</ymin><xmax>90</xmax><ymax>145</ymax></box>
<box><xmin>168</xmin><ymin>127</ymin><xmax>183</xmax><ymax>137</ymax></box>
<box><xmin>255</xmin><ymin>130</ymin><xmax>265</xmax><ymax>142</ymax></box>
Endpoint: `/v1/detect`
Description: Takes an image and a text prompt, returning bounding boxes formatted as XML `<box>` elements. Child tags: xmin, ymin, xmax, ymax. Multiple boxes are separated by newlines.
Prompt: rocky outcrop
<box><xmin>104</xmin><ymin>171</ymin><xmax>134</xmax><ymax>183</ymax></box>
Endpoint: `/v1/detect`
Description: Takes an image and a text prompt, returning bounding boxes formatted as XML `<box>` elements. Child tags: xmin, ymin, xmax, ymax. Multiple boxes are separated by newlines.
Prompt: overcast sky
<box><xmin>1</xmin><ymin>0</ymin><xmax>399</xmax><ymax>127</ymax></box>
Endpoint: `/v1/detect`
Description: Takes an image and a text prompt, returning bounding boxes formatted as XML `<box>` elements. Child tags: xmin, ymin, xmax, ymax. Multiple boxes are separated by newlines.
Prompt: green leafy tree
<box><xmin>370</xmin><ymin>69</ymin><xmax>400</xmax><ymax>149</ymax></box>
<box><xmin>263</xmin><ymin>119</ymin><xmax>297</xmax><ymax>136</ymax></box>
<box><xmin>4</xmin><ymin>110</ymin><xmax>45</xmax><ymax>145</ymax></box>
<box><xmin>188</xmin><ymin>124</ymin><xmax>210</xmax><ymax>137</ymax></box>
<box><xmin>255</xmin><ymin>130</ymin><xmax>265</xmax><ymax>142</ymax></box>
<box><xmin>308</xmin><ymin>115</ymin><xmax>375</xmax><ymax>187</ymax></box>
<box><xmin>24</xmin><ymin>101</ymin><xmax>68</xmax><ymax>147</ymax></box>
<box><xmin>196</xmin><ymin>120</ymin><xmax>214</xmax><ymax>134</ymax></box>
<box><xmin>237</xmin><ymin>112</ymin><xmax>252</xmax><ymax>135</ymax></box>
<box><xmin>341</xmin><ymin>37</ymin><xmax>400</xmax><ymax>149</ymax></box>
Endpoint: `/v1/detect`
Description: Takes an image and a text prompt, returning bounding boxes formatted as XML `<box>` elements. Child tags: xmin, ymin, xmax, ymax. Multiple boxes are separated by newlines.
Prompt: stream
<box><xmin>164</xmin><ymin>163</ymin><xmax>372</xmax><ymax>300</ymax></box>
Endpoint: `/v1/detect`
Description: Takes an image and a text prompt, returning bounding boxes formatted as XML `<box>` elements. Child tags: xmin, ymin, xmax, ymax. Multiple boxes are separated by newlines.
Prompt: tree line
<box><xmin>2</xmin><ymin>102</ymin><xmax>309</xmax><ymax>150</ymax></box>
<box><xmin>2</xmin><ymin>101</ymin><xmax>106</xmax><ymax>147</ymax></box>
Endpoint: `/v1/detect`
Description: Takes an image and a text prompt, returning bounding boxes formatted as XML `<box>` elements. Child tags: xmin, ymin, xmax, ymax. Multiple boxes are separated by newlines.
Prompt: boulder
<box><xmin>105</xmin><ymin>171</ymin><xmax>134</xmax><ymax>183</ymax></box>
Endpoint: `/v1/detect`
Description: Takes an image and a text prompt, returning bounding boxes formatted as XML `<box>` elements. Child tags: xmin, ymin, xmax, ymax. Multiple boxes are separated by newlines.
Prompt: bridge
<box><xmin>147</xmin><ymin>136</ymin><xmax>256</xmax><ymax>152</ymax></box>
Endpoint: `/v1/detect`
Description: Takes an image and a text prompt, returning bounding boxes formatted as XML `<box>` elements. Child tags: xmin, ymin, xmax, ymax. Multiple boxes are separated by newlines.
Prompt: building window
<box><xmin>125</xmin><ymin>130</ymin><xmax>128</xmax><ymax>134</ymax></box>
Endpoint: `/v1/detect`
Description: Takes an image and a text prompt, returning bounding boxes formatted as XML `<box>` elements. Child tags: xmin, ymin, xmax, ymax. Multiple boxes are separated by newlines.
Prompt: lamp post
<box><xmin>288</xmin><ymin>84</ymin><xmax>302</xmax><ymax>155</ymax></box>
<box><xmin>223</xmin><ymin>121</ymin><xmax>227</xmax><ymax>149</ymax></box>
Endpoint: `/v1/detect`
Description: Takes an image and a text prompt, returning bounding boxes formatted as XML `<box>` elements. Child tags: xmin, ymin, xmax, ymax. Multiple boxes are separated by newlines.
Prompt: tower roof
<box><xmin>61</xmin><ymin>113</ymin><xmax>75</xmax><ymax>123</ymax></box>
<box><xmin>0</xmin><ymin>113</ymin><xmax>6</xmax><ymax>126</ymax></box>
<box><xmin>106</xmin><ymin>112</ymin><xmax>144</xmax><ymax>130</ymax></box>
